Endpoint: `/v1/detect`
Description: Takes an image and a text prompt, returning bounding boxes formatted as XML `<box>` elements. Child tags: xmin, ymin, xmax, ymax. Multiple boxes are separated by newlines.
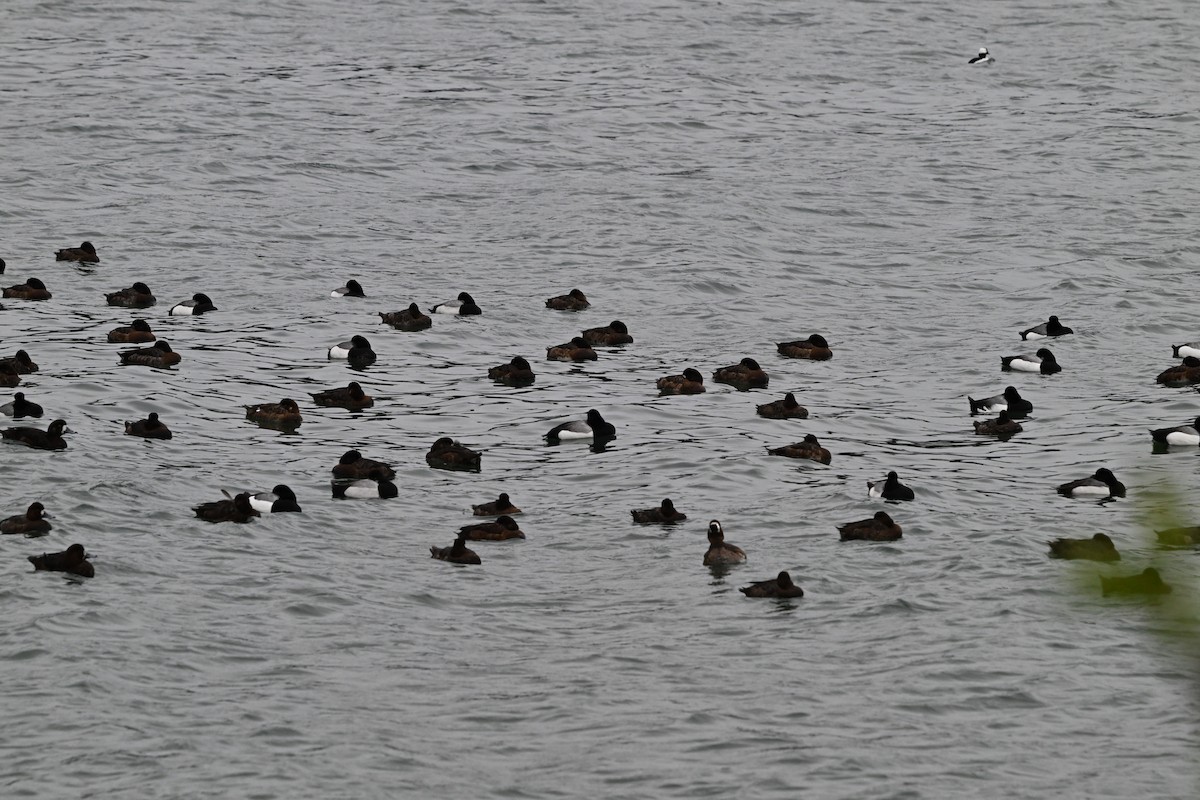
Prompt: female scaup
<box><xmin>838</xmin><ymin>511</ymin><xmax>902</xmax><ymax>542</ymax></box>
<box><xmin>2</xmin><ymin>418</ymin><xmax>69</xmax><ymax>450</ymax></box>
<box><xmin>546</xmin><ymin>337</ymin><xmax>598</xmax><ymax>362</ymax></box>
<box><xmin>55</xmin><ymin>241</ymin><xmax>99</xmax><ymax>262</ymax></box>
<box><xmin>327</xmin><ymin>335</ymin><xmax>376</xmax><ymax>367</ymax></box>
<box><xmin>332</xmin><ymin>471</ymin><xmax>399</xmax><ymax>499</ymax></box>
<box><xmin>581</xmin><ymin>320</ymin><xmax>632</xmax><ymax>346</ymax></box>
<box><xmin>379</xmin><ymin>303</ymin><xmax>432</xmax><ymax>331</ymax></box>
<box><xmin>1101</xmin><ymin>567</ymin><xmax>1171</xmax><ymax>597</ymax></box>
<box><xmin>331</xmin><ymin>279</ymin><xmax>365</xmax><ymax>298</ymax></box>
<box><xmin>1057</xmin><ymin>468</ymin><xmax>1125</xmax><ymax>498</ymax></box>
<box><xmin>656</xmin><ymin>368</ymin><xmax>705</xmax><ymax>395</ymax></box>
<box><xmin>310</xmin><ymin>382</ymin><xmax>374</xmax><ymax>410</ymax></box>
<box><xmin>631</xmin><ymin>498</ymin><xmax>687</xmax><ymax>524</ymax></box>
<box><xmin>105</xmin><ymin>282</ymin><xmax>156</xmax><ymax>308</ymax></box>
<box><xmin>776</xmin><ymin>334</ymin><xmax>833</xmax><ymax>360</ymax></box>
<box><xmin>169</xmin><ymin>293</ymin><xmax>217</xmax><ymax>315</ymax></box>
<box><xmin>431</xmin><ymin>535</ymin><xmax>482</xmax><ymax>564</ymax></box>
<box><xmin>1172</xmin><ymin>342</ymin><xmax>1200</xmax><ymax>359</ymax></box>
<box><xmin>459</xmin><ymin>515</ymin><xmax>525</xmax><ymax>541</ymax></box>
<box><xmin>1001</xmin><ymin>348</ymin><xmax>1061</xmax><ymax>374</ymax></box>
<box><xmin>0</xmin><ymin>363</ymin><xmax>20</xmax><ymax>388</ymax></box>
<box><xmin>968</xmin><ymin>385</ymin><xmax>1032</xmax><ymax>417</ymax></box>
<box><xmin>28</xmin><ymin>543</ymin><xmax>93</xmax><ymax>577</ymax></box>
<box><xmin>426</xmin><ymin>437</ymin><xmax>482</xmax><ymax>472</ymax></box>
<box><xmin>545</xmin><ymin>288</ymin><xmax>589</xmax><ymax>311</ymax></box>
<box><xmin>430</xmin><ymin>291</ymin><xmax>481</xmax><ymax>316</ymax></box>
<box><xmin>1</xmin><ymin>392</ymin><xmax>44</xmax><ymax>419</ymax></box>
<box><xmin>713</xmin><ymin>358</ymin><xmax>768</xmax><ymax>390</ymax></box>
<box><xmin>740</xmin><ymin>571</ymin><xmax>804</xmax><ymax>598</ymax></box>
<box><xmin>1149</xmin><ymin>415</ymin><xmax>1200</xmax><ymax>446</ymax></box>
<box><xmin>756</xmin><ymin>392</ymin><xmax>809</xmax><ymax>420</ymax></box>
<box><xmin>1156</xmin><ymin>357</ymin><xmax>1200</xmax><ymax>387</ymax></box>
<box><xmin>249</xmin><ymin>484</ymin><xmax>302</xmax><ymax>513</ymax></box>
<box><xmin>767</xmin><ymin>434</ymin><xmax>831</xmax><ymax>465</ymax></box>
<box><xmin>3</xmin><ymin>278</ymin><xmax>51</xmax><ymax>300</ymax></box>
<box><xmin>107</xmin><ymin>319</ymin><xmax>156</xmax><ymax>343</ymax></box>
<box><xmin>244</xmin><ymin>398</ymin><xmax>302</xmax><ymax>430</ymax></box>
<box><xmin>118</xmin><ymin>340</ymin><xmax>181</xmax><ymax>369</ymax></box>
<box><xmin>0</xmin><ymin>350</ymin><xmax>38</xmax><ymax>374</ymax></box>
<box><xmin>1156</xmin><ymin>525</ymin><xmax>1200</xmax><ymax>547</ymax></box>
<box><xmin>1019</xmin><ymin>316</ymin><xmax>1072</xmax><ymax>340</ymax></box>
<box><xmin>1</xmin><ymin>502</ymin><xmax>51</xmax><ymax>536</ymax></box>
<box><xmin>193</xmin><ymin>492</ymin><xmax>259</xmax><ymax>523</ymax></box>
<box><xmin>968</xmin><ymin>46</ymin><xmax>995</xmax><ymax>65</ymax></box>
<box><xmin>489</xmin><ymin>356</ymin><xmax>535</xmax><ymax>386</ymax></box>
<box><xmin>472</xmin><ymin>493</ymin><xmax>521</xmax><ymax>516</ymax></box>
<box><xmin>124</xmin><ymin>412</ymin><xmax>172</xmax><ymax>440</ymax></box>
<box><xmin>331</xmin><ymin>449</ymin><xmax>395</xmax><ymax>480</ymax></box>
<box><xmin>1048</xmin><ymin>533</ymin><xmax>1120</xmax><ymax>562</ymax></box>
<box><xmin>867</xmin><ymin>471</ymin><xmax>915</xmax><ymax>501</ymax></box>
<box><xmin>973</xmin><ymin>410</ymin><xmax>1023</xmax><ymax>438</ymax></box>
<box><xmin>546</xmin><ymin>409</ymin><xmax>616</xmax><ymax>442</ymax></box>
<box><xmin>703</xmin><ymin>520</ymin><xmax>746</xmax><ymax>565</ymax></box>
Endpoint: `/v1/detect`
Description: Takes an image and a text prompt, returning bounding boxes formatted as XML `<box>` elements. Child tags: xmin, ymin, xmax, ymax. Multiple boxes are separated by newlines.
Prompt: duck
<box><xmin>3</xmin><ymin>278</ymin><xmax>51</xmax><ymax>300</ymax></box>
<box><xmin>1</xmin><ymin>392</ymin><xmax>43</xmax><ymax>419</ymax></box>
<box><xmin>968</xmin><ymin>46</ymin><xmax>995</xmax><ymax>65</ymax></box>
<box><xmin>430</xmin><ymin>535</ymin><xmax>482</xmax><ymax>564</ymax></box>
<box><xmin>581</xmin><ymin>320</ymin><xmax>632</xmax><ymax>346</ymax></box>
<box><xmin>327</xmin><ymin>335</ymin><xmax>376</xmax><ymax>367</ymax></box>
<box><xmin>703</xmin><ymin>520</ymin><xmax>746</xmax><ymax>565</ymax></box>
<box><xmin>838</xmin><ymin>511</ymin><xmax>902</xmax><ymax>542</ymax></box>
<box><xmin>1149</xmin><ymin>416</ymin><xmax>1200</xmax><ymax>446</ymax></box>
<box><xmin>1156</xmin><ymin>357</ymin><xmax>1200</xmax><ymax>387</ymax></box>
<box><xmin>331</xmin><ymin>449</ymin><xmax>395</xmax><ymax>480</ymax></box>
<box><xmin>430</xmin><ymin>291</ymin><xmax>481</xmax><ymax>316</ymax></box>
<box><xmin>776</xmin><ymin>334</ymin><xmax>833</xmax><ymax>360</ymax></box>
<box><xmin>713</xmin><ymin>357</ymin><xmax>768</xmax><ymax>390</ymax></box>
<box><xmin>124</xmin><ymin>412</ymin><xmax>172</xmax><ymax>439</ymax></box>
<box><xmin>545</xmin><ymin>288</ymin><xmax>589</xmax><ymax>311</ymax></box>
<box><xmin>631</xmin><ymin>498</ymin><xmax>687</xmax><ymax>524</ymax></box>
<box><xmin>488</xmin><ymin>356</ymin><xmax>535</xmax><ymax>386</ymax></box>
<box><xmin>249</xmin><ymin>484</ymin><xmax>302</xmax><ymax>513</ymax></box>
<box><xmin>104</xmin><ymin>282</ymin><xmax>156</xmax><ymax>308</ymax></box>
<box><xmin>1001</xmin><ymin>348</ymin><xmax>1061</xmax><ymax>374</ymax></box>
<box><xmin>1172</xmin><ymin>342</ymin><xmax>1200</xmax><ymax>359</ymax></box>
<box><xmin>426</xmin><ymin>437</ymin><xmax>482</xmax><ymax>471</ymax></box>
<box><xmin>379</xmin><ymin>303</ymin><xmax>432</xmax><ymax>331</ymax></box>
<box><xmin>55</xmin><ymin>241</ymin><xmax>99</xmax><ymax>262</ymax></box>
<box><xmin>244</xmin><ymin>398</ymin><xmax>302</xmax><ymax>430</ymax></box>
<box><xmin>309</xmin><ymin>382</ymin><xmax>374</xmax><ymax>410</ymax></box>
<box><xmin>973</xmin><ymin>410</ymin><xmax>1023</xmax><ymax>437</ymax></box>
<box><xmin>1057</xmin><ymin>468</ymin><xmax>1126</xmax><ymax>498</ymax></box>
<box><xmin>331</xmin><ymin>471</ymin><xmax>399</xmax><ymax>499</ymax></box>
<box><xmin>28</xmin><ymin>543</ymin><xmax>93</xmax><ymax>577</ymax></box>
<box><xmin>656</xmin><ymin>368</ymin><xmax>705</xmax><ymax>395</ymax></box>
<box><xmin>1048</xmin><ymin>533</ymin><xmax>1121</xmax><ymax>562</ymax></box>
<box><xmin>767</xmin><ymin>434</ymin><xmax>831</xmax><ymax>465</ymax></box>
<box><xmin>118</xmin><ymin>340</ymin><xmax>181</xmax><ymax>368</ymax></box>
<box><xmin>0</xmin><ymin>350</ymin><xmax>38</xmax><ymax>374</ymax></box>
<box><xmin>546</xmin><ymin>337</ymin><xmax>598</xmax><ymax>362</ymax></box>
<box><xmin>867</xmin><ymin>471</ymin><xmax>915</xmax><ymax>501</ymax></box>
<box><xmin>331</xmin><ymin>279</ymin><xmax>365</xmax><ymax>298</ymax></box>
<box><xmin>1100</xmin><ymin>567</ymin><xmax>1171</xmax><ymax>597</ymax></box>
<box><xmin>193</xmin><ymin>492</ymin><xmax>259</xmax><ymax>523</ymax></box>
<box><xmin>1019</xmin><ymin>315</ymin><xmax>1073</xmax><ymax>340</ymax></box>
<box><xmin>1155</xmin><ymin>525</ymin><xmax>1200</xmax><ymax>547</ymax></box>
<box><xmin>546</xmin><ymin>409</ymin><xmax>616</xmax><ymax>442</ymax></box>
<box><xmin>968</xmin><ymin>385</ymin><xmax>1032</xmax><ymax>416</ymax></box>
<box><xmin>740</xmin><ymin>571</ymin><xmax>804</xmax><ymax>598</ymax></box>
<box><xmin>0</xmin><ymin>363</ymin><xmax>20</xmax><ymax>388</ymax></box>
<box><xmin>1</xmin><ymin>418</ymin><xmax>68</xmax><ymax>450</ymax></box>
<box><xmin>472</xmin><ymin>493</ymin><xmax>522</xmax><ymax>516</ymax></box>
<box><xmin>168</xmin><ymin>292</ymin><xmax>217</xmax><ymax>315</ymax></box>
<box><xmin>756</xmin><ymin>392</ymin><xmax>808</xmax><ymax>420</ymax></box>
<box><xmin>107</xmin><ymin>319</ymin><xmax>156</xmax><ymax>343</ymax></box>
<box><xmin>1</xmin><ymin>502</ymin><xmax>52</xmax><ymax>536</ymax></box>
<box><xmin>459</xmin><ymin>515</ymin><xmax>525</xmax><ymax>541</ymax></box>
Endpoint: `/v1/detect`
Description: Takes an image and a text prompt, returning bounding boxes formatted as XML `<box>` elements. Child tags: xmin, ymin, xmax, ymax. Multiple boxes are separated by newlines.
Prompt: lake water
<box><xmin>2</xmin><ymin>0</ymin><xmax>1199</xmax><ymax>796</ymax></box>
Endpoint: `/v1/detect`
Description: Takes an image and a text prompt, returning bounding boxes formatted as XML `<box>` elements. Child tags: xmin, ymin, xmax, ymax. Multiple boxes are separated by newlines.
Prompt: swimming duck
<box><xmin>546</xmin><ymin>337</ymin><xmax>598</xmax><ymax>362</ymax></box>
<box><xmin>756</xmin><ymin>393</ymin><xmax>809</xmax><ymax>420</ymax></box>
<box><xmin>546</xmin><ymin>409</ymin><xmax>616</xmax><ymax>442</ymax></box>
<box><xmin>656</xmin><ymin>368</ymin><xmax>705</xmax><ymax>395</ymax></box>
<box><xmin>331</xmin><ymin>279</ymin><xmax>365</xmax><ymax>298</ymax></box>
<box><xmin>249</xmin><ymin>484</ymin><xmax>302</xmax><ymax>513</ymax></box>
<box><xmin>1048</xmin><ymin>533</ymin><xmax>1120</xmax><ymax>562</ymax></box>
<box><xmin>379</xmin><ymin>303</ymin><xmax>432</xmax><ymax>331</ymax></box>
<box><xmin>3</xmin><ymin>278</ymin><xmax>51</xmax><ymax>300</ymax></box>
<box><xmin>0</xmin><ymin>363</ymin><xmax>20</xmax><ymax>388</ymax></box>
<box><xmin>631</xmin><ymin>498</ymin><xmax>687</xmax><ymax>523</ymax></box>
<box><xmin>1155</xmin><ymin>525</ymin><xmax>1200</xmax><ymax>547</ymax></box>
<box><xmin>713</xmin><ymin>358</ymin><xmax>768</xmax><ymax>390</ymax></box>
<box><xmin>28</xmin><ymin>543</ymin><xmax>93</xmax><ymax>577</ymax></box>
<box><xmin>472</xmin><ymin>493</ymin><xmax>522</xmax><ymax>516</ymax></box>
<box><xmin>1101</xmin><ymin>567</ymin><xmax>1171</xmax><ymax>597</ymax></box>
<box><xmin>1</xmin><ymin>502</ymin><xmax>51</xmax><ymax>536</ymax></box>
<box><xmin>193</xmin><ymin>492</ymin><xmax>259</xmax><ymax>523</ymax></box>
<box><xmin>1156</xmin><ymin>357</ymin><xmax>1200</xmax><ymax>387</ymax></box>
<box><xmin>430</xmin><ymin>535</ymin><xmax>482</xmax><ymax>564</ymax></box>
<box><xmin>581</xmin><ymin>320</ymin><xmax>632</xmax><ymax>346</ymax></box>
<box><xmin>169</xmin><ymin>293</ymin><xmax>217</xmax><ymax>315</ymax></box>
<box><xmin>968</xmin><ymin>386</ymin><xmax>1032</xmax><ymax>417</ymax></box>
<box><xmin>327</xmin><ymin>335</ymin><xmax>376</xmax><ymax>367</ymax></box>
<box><xmin>488</xmin><ymin>356</ymin><xmax>535</xmax><ymax>386</ymax></box>
<box><xmin>740</xmin><ymin>571</ymin><xmax>804</xmax><ymax>598</ymax></box>
<box><xmin>968</xmin><ymin>46</ymin><xmax>995</xmax><ymax>65</ymax></box>
<box><xmin>1172</xmin><ymin>342</ymin><xmax>1200</xmax><ymax>359</ymax></box>
<box><xmin>430</xmin><ymin>291</ymin><xmax>481</xmax><ymax>316</ymax></box>
<box><xmin>767</xmin><ymin>434</ymin><xmax>831</xmax><ymax>465</ymax></box>
<box><xmin>118</xmin><ymin>340</ymin><xmax>181</xmax><ymax>368</ymax></box>
<box><xmin>107</xmin><ymin>319</ymin><xmax>156</xmax><ymax>343</ymax></box>
<box><xmin>331</xmin><ymin>450</ymin><xmax>395</xmax><ymax>480</ymax></box>
<box><xmin>426</xmin><ymin>437</ymin><xmax>482</xmax><ymax>471</ymax></box>
<box><xmin>55</xmin><ymin>241</ymin><xmax>99</xmax><ymax>262</ymax></box>
<box><xmin>244</xmin><ymin>398</ymin><xmax>302</xmax><ymax>430</ymax></box>
<box><xmin>331</xmin><ymin>471</ymin><xmax>399</xmax><ymax>499</ymax></box>
<box><xmin>545</xmin><ymin>288</ymin><xmax>589</xmax><ymax>311</ymax></box>
<box><xmin>1001</xmin><ymin>348</ymin><xmax>1061</xmax><ymax>374</ymax></box>
<box><xmin>838</xmin><ymin>511</ymin><xmax>902</xmax><ymax>542</ymax></box>
<box><xmin>1149</xmin><ymin>416</ymin><xmax>1200</xmax><ymax>446</ymax></box>
<box><xmin>459</xmin><ymin>515</ymin><xmax>525</xmax><ymax>541</ymax></box>
<box><xmin>703</xmin><ymin>520</ymin><xmax>746</xmax><ymax>565</ymax></box>
<box><xmin>124</xmin><ymin>412</ymin><xmax>172</xmax><ymax>439</ymax></box>
<box><xmin>0</xmin><ymin>350</ymin><xmax>38</xmax><ymax>374</ymax></box>
<box><xmin>776</xmin><ymin>334</ymin><xmax>833</xmax><ymax>360</ymax></box>
<box><xmin>1</xmin><ymin>392</ymin><xmax>43</xmax><ymax>419</ymax></box>
<box><xmin>310</xmin><ymin>382</ymin><xmax>374</xmax><ymax>410</ymax></box>
<box><xmin>1056</xmin><ymin>468</ymin><xmax>1126</xmax><ymax>498</ymax></box>
<box><xmin>1019</xmin><ymin>315</ymin><xmax>1072</xmax><ymax>340</ymax></box>
<box><xmin>105</xmin><ymin>282</ymin><xmax>156</xmax><ymax>308</ymax></box>
<box><xmin>973</xmin><ymin>410</ymin><xmax>1023</xmax><ymax>437</ymax></box>
<box><xmin>1</xmin><ymin>418</ymin><xmax>68</xmax><ymax>450</ymax></box>
<box><xmin>867</xmin><ymin>471</ymin><xmax>915</xmax><ymax>501</ymax></box>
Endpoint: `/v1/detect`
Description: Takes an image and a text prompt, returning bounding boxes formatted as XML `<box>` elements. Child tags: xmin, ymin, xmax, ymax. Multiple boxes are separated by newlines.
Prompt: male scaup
<box><xmin>472</xmin><ymin>493</ymin><xmax>521</xmax><ymax>516</ymax></box>
<box><xmin>331</xmin><ymin>279</ymin><xmax>365</xmax><ymax>298</ymax></box>
<box><xmin>107</xmin><ymin>319</ymin><xmax>156</xmax><ymax>343</ymax></box>
<box><xmin>1048</xmin><ymin>533</ymin><xmax>1120</xmax><ymax>562</ymax></box>
<box><xmin>838</xmin><ymin>511</ymin><xmax>902</xmax><ymax>542</ymax></box>
<box><xmin>1</xmin><ymin>502</ymin><xmax>51</xmax><ymax>536</ymax></box>
<box><xmin>546</xmin><ymin>337</ymin><xmax>598</xmax><ymax>362</ymax></box>
<box><xmin>310</xmin><ymin>382</ymin><xmax>374</xmax><ymax>410</ymax></box>
<box><xmin>756</xmin><ymin>392</ymin><xmax>808</xmax><ymax>420</ymax></box>
<box><xmin>489</xmin><ymin>356</ymin><xmax>535</xmax><ymax>386</ymax></box>
<box><xmin>459</xmin><ymin>515</ymin><xmax>525</xmax><ymax>541</ymax></box>
<box><xmin>631</xmin><ymin>498</ymin><xmax>687</xmax><ymax>524</ymax></box>
<box><xmin>1056</xmin><ymin>468</ymin><xmax>1125</xmax><ymax>498</ymax></box>
<box><xmin>426</xmin><ymin>437</ymin><xmax>482</xmax><ymax>472</ymax></box>
<box><xmin>1156</xmin><ymin>357</ymin><xmax>1200</xmax><ymax>387</ymax></box>
<box><xmin>0</xmin><ymin>350</ymin><xmax>38</xmax><ymax>374</ymax></box>
<box><xmin>968</xmin><ymin>385</ymin><xmax>1032</xmax><ymax>417</ymax></box>
<box><xmin>581</xmin><ymin>320</ymin><xmax>632</xmax><ymax>346</ymax></box>
<box><xmin>1172</xmin><ymin>342</ymin><xmax>1200</xmax><ymax>359</ymax></box>
<box><xmin>1</xmin><ymin>392</ymin><xmax>44</xmax><ymax>419</ymax></box>
<box><xmin>105</xmin><ymin>282</ymin><xmax>156</xmax><ymax>308</ymax></box>
<box><xmin>545</xmin><ymin>409</ymin><xmax>616</xmax><ymax>442</ymax></box>
<box><xmin>545</xmin><ymin>288</ymin><xmax>589</xmax><ymax>311</ymax></box>
<box><xmin>1101</xmin><ymin>567</ymin><xmax>1171</xmax><ymax>597</ymax></box>
<box><xmin>713</xmin><ymin>358</ymin><xmax>768</xmax><ymax>390</ymax></box>
<box><xmin>55</xmin><ymin>241</ymin><xmax>99</xmax><ymax>262</ymax></box>
<box><xmin>968</xmin><ymin>46</ymin><xmax>995</xmax><ymax>65</ymax></box>
<box><xmin>2</xmin><ymin>418</ymin><xmax>68</xmax><ymax>450</ymax></box>
<box><xmin>1149</xmin><ymin>415</ymin><xmax>1200</xmax><ymax>447</ymax></box>
<box><xmin>169</xmin><ymin>293</ymin><xmax>217</xmax><ymax>315</ymax></box>
<box><xmin>124</xmin><ymin>412</ymin><xmax>172</xmax><ymax>440</ymax></box>
<box><xmin>703</xmin><ymin>520</ymin><xmax>746</xmax><ymax>565</ymax></box>
<box><xmin>379</xmin><ymin>303</ymin><xmax>432</xmax><ymax>331</ymax></box>
<box><xmin>430</xmin><ymin>535</ymin><xmax>482</xmax><ymax>564</ymax></box>
<box><xmin>1001</xmin><ymin>348</ymin><xmax>1061</xmax><ymax>374</ymax></box>
<box><xmin>973</xmin><ymin>410</ymin><xmax>1023</xmax><ymax>438</ymax></box>
<box><xmin>249</xmin><ymin>484</ymin><xmax>302</xmax><ymax>513</ymax></box>
<box><xmin>1019</xmin><ymin>316</ymin><xmax>1072</xmax><ymax>340</ymax></box>
<box><xmin>867</xmin><ymin>471</ymin><xmax>914</xmax><ymax>501</ymax></box>
<box><xmin>118</xmin><ymin>340</ymin><xmax>181</xmax><ymax>369</ymax></box>
<box><xmin>3</xmin><ymin>278</ymin><xmax>51</xmax><ymax>300</ymax></box>
<box><xmin>656</xmin><ymin>368</ymin><xmax>705</xmax><ymax>395</ymax></box>
<box><xmin>331</xmin><ymin>471</ymin><xmax>399</xmax><ymax>499</ymax></box>
<box><xmin>193</xmin><ymin>492</ymin><xmax>259</xmax><ymax>523</ymax></box>
<box><xmin>767</xmin><ymin>434</ymin><xmax>831</xmax><ymax>465</ymax></box>
<box><xmin>740</xmin><ymin>571</ymin><xmax>804</xmax><ymax>598</ymax></box>
<box><xmin>327</xmin><ymin>335</ymin><xmax>376</xmax><ymax>367</ymax></box>
<box><xmin>244</xmin><ymin>398</ymin><xmax>302</xmax><ymax>430</ymax></box>
<box><xmin>776</xmin><ymin>334</ymin><xmax>833</xmax><ymax>360</ymax></box>
<box><xmin>430</xmin><ymin>291</ymin><xmax>481</xmax><ymax>316</ymax></box>
<box><xmin>28</xmin><ymin>543</ymin><xmax>93</xmax><ymax>577</ymax></box>
<box><xmin>331</xmin><ymin>449</ymin><xmax>395</xmax><ymax>480</ymax></box>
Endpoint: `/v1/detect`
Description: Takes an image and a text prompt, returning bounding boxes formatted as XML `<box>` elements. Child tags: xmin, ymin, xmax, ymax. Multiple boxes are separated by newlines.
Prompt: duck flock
<box><xmin>2</xmin><ymin>243</ymin><xmax>1199</xmax><ymax>599</ymax></box>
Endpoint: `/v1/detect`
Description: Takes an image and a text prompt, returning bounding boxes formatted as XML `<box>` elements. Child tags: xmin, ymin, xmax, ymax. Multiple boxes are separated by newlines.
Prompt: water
<box><xmin>2</xmin><ymin>0</ymin><xmax>1199</xmax><ymax>796</ymax></box>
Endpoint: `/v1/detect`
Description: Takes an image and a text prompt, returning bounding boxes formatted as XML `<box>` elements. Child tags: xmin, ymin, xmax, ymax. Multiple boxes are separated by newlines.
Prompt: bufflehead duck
<box><xmin>581</xmin><ymin>320</ymin><xmax>632</xmax><ymax>346</ymax></box>
<box><xmin>1</xmin><ymin>392</ymin><xmax>44</xmax><ymax>419</ymax></box>
<box><xmin>756</xmin><ymin>392</ymin><xmax>808</xmax><ymax>420</ymax></box>
<box><xmin>55</xmin><ymin>241</ymin><xmax>99</xmax><ymax>262</ymax></box>
<box><xmin>430</xmin><ymin>291</ymin><xmax>481</xmax><ymax>316</ymax></box>
<box><xmin>249</xmin><ymin>484</ymin><xmax>302</xmax><ymax>513</ymax></box>
<box><xmin>1156</xmin><ymin>357</ymin><xmax>1200</xmax><ymax>387</ymax></box>
<box><xmin>776</xmin><ymin>334</ymin><xmax>833</xmax><ymax>360</ymax></box>
<box><xmin>169</xmin><ymin>293</ymin><xmax>216</xmax><ymax>315</ymax></box>
<box><xmin>740</xmin><ymin>571</ymin><xmax>804</xmax><ymax>599</ymax></box>
<box><xmin>1048</xmin><ymin>533</ymin><xmax>1120</xmax><ymax>562</ymax></box>
<box><xmin>1149</xmin><ymin>415</ymin><xmax>1200</xmax><ymax>446</ymax></box>
<box><xmin>124</xmin><ymin>412</ymin><xmax>172</xmax><ymax>440</ymax></box>
<box><xmin>327</xmin><ymin>335</ymin><xmax>376</xmax><ymax>367</ymax></box>
<box><xmin>118</xmin><ymin>340</ymin><xmax>181</xmax><ymax>368</ymax></box>
<box><xmin>1056</xmin><ymin>468</ymin><xmax>1125</xmax><ymax>498</ymax></box>
<box><xmin>713</xmin><ymin>357</ymin><xmax>769</xmax><ymax>390</ymax></box>
<box><xmin>631</xmin><ymin>498</ymin><xmax>687</xmax><ymax>524</ymax></box>
<box><xmin>545</xmin><ymin>409</ymin><xmax>616</xmax><ymax>442</ymax></box>
<box><xmin>105</xmin><ymin>282</ymin><xmax>156</xmax><ymax>308</ymax></box>
<box><xmin>968</xmin><ymin>47</ymin><xmax>995</xmax><ymax>65</ymax></box>
<box><xmin>426</xmin><ymin>437</ymin><xmax>482</xmax><ymax>472</ymax></box>
<box><xmin>472</xmin><ymin>493</ymin><xmax>522</xmax><ymax>517</ymax></box>
<box><xmin>837</xmin><ymin>511</ymin><xmax>902</xmax><ymax>542</ymax></box>
<box><xmin>656</xmin><ymin>368</ymin><xmax>705</xmax><ymax>395</ymax></box>
<box><xmin>867</xmin><ymin>471</ymin><xmax>915</xmax><ymax>501</ymax></box>
<box><xmin>1001</xmin><ymin>348</ymin><xmax>1061</xmax><ymax>374</ymax></box>
<box><xmin>703</xmin><ymin>520</ymin><xmax>746</xmax><ymax>565</ymax></box>
<box><xmin>545</xmin><ymin>288</ymin><xmax>590</xmax><ymax>311</ymax></box>
<box><xmin>244</xmin><ymin>398</ymin><xmax>302</xmax><ymax>430</ymax></box>
<box><xmin>193</xmin><ymin>492</ymin><xmax>259</xmax><ymax>523</ymax></box>
<box><xmin>767</xmin><ymin>434</ymin><xmax>831</xmax><ymax>465</ymax></box>
<box><xmin>0</xmin><ymin>502</ymin><xmax>51</xmax><ymax>536</ymax></box>
<box><xmin>430</xmin><ymin>536</ymin><xmax>481</xmax><ymax>564</ymax></box>
<box><xmin>488</xmin><ymin>356</ymin><xmax>535</xmax><ymax>386</ymax></box>
<box><xmin>3</xmin><ymin>278</ymin><xmax>51</xmax><ymax>300</ymax></box>
<box><xmin>379</xmin><ymin>303</ymin><xmax>432</xmax><ymax>331</ymax></box>
<box><xmin>310</xmin><ymin>382</ymin><xmax>374</xmax><ymax>410</ymax></box>
<box><xmin>331</xmin><ymin>279</ymin><xmax>365</xmax><ymax>298</ymax></box>
<box><xmin>546</xmin><ymin>337</ymin><xmax>598</xmax><ymax>362</ymax></box>
<box><xmin>968</xmin><ymin>386</ymin><xmax>1032</xmax><ymax>417</ymax></box>
<box><xmin>1101</xmin><ymin>567</ymin><xmax>1171</xmax><ymax>597</ymax></box>
<box><xmin>1</xmin><ymin>418</ymin><xmax>69</xmax><ymax>450</ymax></box>
<box><xmin>973</xmin><ymin>410</ymin><xmax>1023</xmax><ymax>438</ymax></box>
<box><xmin>459</xmin><ymin>515</ymin><xmax>525</xmax><ymax>541</ymax></box>
<box><xmin>28</xmin><ymin>543</ymin><xmax>93</xmax><ymax>577</ymax></box>
<box><xmin>1019</xmin><ymin>315</ymin><xmax>1073</xmax><ymax>340</ymax></box>
<box><xmin>107</xmin><ymin>319</ymin><xmax>156</xmax><ymax>343</ymax></box>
